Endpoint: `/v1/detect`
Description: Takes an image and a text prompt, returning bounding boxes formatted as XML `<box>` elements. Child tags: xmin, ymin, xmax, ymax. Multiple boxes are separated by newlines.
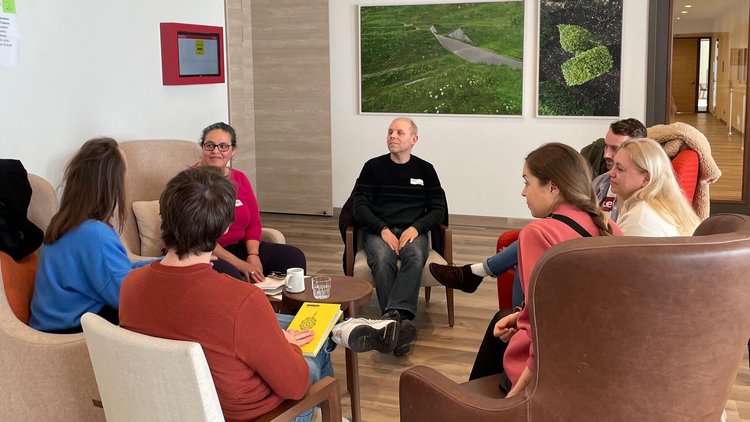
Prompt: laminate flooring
<box><xmin>674</xmin><ymin>112</ymin><xmax>744</xmax><ymax>202</ymax></box>
<box><xmin>261</xmin><ymin>212</ymin><xmax>750</xmax><ymax>421</ymax></box>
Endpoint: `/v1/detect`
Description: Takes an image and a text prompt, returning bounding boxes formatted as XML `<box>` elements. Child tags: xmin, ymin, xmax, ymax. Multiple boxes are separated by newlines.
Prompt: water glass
<box><xmin>312</xmin><ymin>276</ymin><xmax>332</xmax><ymax>300</ymax></box>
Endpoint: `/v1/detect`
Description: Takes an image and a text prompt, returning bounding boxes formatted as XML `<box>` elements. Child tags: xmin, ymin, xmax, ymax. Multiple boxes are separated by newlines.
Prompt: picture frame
<box><xmin>536</xmin><ymin>0</ymin><xmax>623</xmax><ymax>118</ymax></box>
<box><xmin>359</xmin><ymin>1</ymin><xmax>525</xmax><ymax>116</ymax></box>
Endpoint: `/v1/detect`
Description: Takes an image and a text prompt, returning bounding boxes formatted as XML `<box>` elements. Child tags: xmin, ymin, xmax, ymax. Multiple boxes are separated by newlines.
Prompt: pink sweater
<box><xmin>503</xmin><ymin>203</ymin><xmax>622</xmax><ymax>384</ymax></box>
<box><xmin>219</xmin><ymin>168</ymin><xmax>263</xmax><ymax>246</ymax></box>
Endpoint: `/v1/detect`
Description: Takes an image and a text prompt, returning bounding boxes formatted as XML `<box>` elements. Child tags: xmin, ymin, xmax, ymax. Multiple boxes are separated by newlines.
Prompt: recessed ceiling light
<box><xmin>677</xmin><ymin>17</ymin><xmax>681</xmax><ymax>20</ymax></box>
<box><xmin>685</xmin><ymin>4</ymin><xmax>693</xmax><ymax>7</ymax></box>
<box><xmin>681</xmin><ymin>10</ymin><xmax>688</xmax><ymax>14</ymax></box>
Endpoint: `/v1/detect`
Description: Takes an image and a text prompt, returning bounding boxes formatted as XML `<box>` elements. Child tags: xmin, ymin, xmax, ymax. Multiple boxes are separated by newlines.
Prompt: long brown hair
<box><xmin>44</xmin><ymin>138</ymin><xmax>127</xmax><ymax>244</ymax></box>
<box><xmin>526</xmin><ymin>142</ymin><xmax>615</xmax><ymax>236</ymax></box>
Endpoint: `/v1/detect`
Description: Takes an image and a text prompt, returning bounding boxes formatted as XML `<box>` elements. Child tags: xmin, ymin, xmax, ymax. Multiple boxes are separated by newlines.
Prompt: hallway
<box><xmin>675</xmin><ymin>112</ymin><xmax>744</xmax><ymax>202</ymax></box>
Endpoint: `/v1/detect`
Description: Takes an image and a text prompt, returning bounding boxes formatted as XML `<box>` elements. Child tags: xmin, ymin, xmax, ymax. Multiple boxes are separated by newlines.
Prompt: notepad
<box><xmin>287</xmin><ymin>302</ymin><xmax>343</xmax><ymax>357</ymax></box>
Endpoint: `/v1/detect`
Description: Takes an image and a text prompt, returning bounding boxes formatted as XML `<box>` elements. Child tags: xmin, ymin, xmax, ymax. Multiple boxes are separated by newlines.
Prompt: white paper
<box><xmin>0</xmin><ymin>6</ymin><xmax>19</xmax><ymax>67</ymax></box>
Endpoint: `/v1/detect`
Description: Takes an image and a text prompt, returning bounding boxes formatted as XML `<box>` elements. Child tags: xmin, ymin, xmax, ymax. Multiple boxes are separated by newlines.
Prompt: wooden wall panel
<box><xmin>250</xmin><ymin>0</ymin><xmax>333</xmax><ymax>215</ymax></box>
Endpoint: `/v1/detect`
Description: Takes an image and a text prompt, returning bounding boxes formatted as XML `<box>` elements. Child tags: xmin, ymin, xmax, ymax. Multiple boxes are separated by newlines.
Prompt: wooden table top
<box><xmin>282</xmin><ymin>275</ymin><xmax>372</xmax><ymax>312</ymax></box>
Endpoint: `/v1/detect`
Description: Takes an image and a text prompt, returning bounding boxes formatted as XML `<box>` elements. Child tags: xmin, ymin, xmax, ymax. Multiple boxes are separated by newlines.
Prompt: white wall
<box><xmin>1</xmin><ymin>1</ymin><xmax>228</xmax><ymax>187</ymax></box>
<box><xmin>330</xmin><ymin>0</ymin><xmax>649</xmax><ymax>218</ymax></box>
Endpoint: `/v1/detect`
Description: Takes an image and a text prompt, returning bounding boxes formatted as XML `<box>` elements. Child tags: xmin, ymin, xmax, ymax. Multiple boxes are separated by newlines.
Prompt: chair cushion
<box><xmin>671</xmin><ymin>149</ymin><xmax>699</xmax><ymax>204</ymax></box>
<box><xmin>0</xmin><ymin>251</ymin><xmax>38</xmax><ymax>324</ymax></box>
<box><xmin>131</xmin><ymin>200</ymin><xmax>164</xmax><ymax>257</ymax></box>
<box><xmin>353</xmin><ymin>249</ymin><xmax>447</xmax><ymax>287</ymax></box>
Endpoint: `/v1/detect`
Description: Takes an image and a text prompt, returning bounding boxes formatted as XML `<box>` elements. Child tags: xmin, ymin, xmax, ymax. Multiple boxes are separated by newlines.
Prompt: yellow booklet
<box><xmin>288</xmin><ymin>302</ymin><xmax>343</xmax><ymax>357</ymax></box>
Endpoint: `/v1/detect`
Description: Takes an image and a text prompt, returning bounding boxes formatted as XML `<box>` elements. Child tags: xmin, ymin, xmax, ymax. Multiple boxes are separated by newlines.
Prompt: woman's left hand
<box><xmin>246</xmin><ymin>254</ymin><xmax>264</xmax><ymax>283</ymax></box>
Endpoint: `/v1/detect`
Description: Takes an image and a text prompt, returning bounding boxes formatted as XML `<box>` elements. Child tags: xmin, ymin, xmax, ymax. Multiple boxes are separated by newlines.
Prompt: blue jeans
<box><xmin>482</xmin><ymin>240</ymin><xmax>524</xmax><ymax>308</ymax></box>
<box><xmin>276</xmin><ymin>314</ymin><xmax>334</xmax><ymax>422</ymax></box>
<box><xmin>364</xmin><ymin>228</ymin><xmax>429</xmax><ymax>318</ymax></box>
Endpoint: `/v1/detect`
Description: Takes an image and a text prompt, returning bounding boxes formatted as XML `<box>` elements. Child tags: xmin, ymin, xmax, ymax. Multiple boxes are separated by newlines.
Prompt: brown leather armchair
<box><xmin>400</xmin><ymin>213</ymin><xmax>750</xmax><ymax>421</ymax></box>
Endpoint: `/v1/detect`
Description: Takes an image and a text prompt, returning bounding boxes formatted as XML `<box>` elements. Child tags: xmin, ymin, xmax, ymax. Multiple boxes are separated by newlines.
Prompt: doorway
<box><xmin>668</xmin><ymin>0</ymin><xmax>749</xmax><ymax>206</ymax></box>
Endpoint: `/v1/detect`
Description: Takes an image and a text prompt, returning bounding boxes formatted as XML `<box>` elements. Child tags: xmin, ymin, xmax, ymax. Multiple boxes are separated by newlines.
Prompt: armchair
<box><xmin>401</xmin><ymin>213</ymin><xmax>750</xmax><ymax>421</ymax></box>
<box><xmin>345</xmin><ymin>224</ymin><xmax>454</xmax><ymax>326</ymax></box>
<box><xmin>0</xmin><ymin>254</ymin><xmax>103</xmax><ymax>421</ymax></box>
<box><xmin>81</xmin><ymin>312</ymin><xmax>342</xmax><ymax>422</ymax></box>
<box><xmin>118</xmin><ymin>140</ymin><xmax>284</xmax><ymax>260</ymax></box>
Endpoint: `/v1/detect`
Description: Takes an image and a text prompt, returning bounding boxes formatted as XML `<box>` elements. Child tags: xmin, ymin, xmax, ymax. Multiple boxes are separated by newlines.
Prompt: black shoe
<box><xmin>383</xmin><ymin>310</ymin><xmax>417</xmax><ymax>356</ymax></box>
<box><xmin>394</xmin><ymin>320</ymin><xmax>416</xmax><ymax>356</ymax></box>
<box><xmin>428</xmin><ymin>263</ymin><xmax>484</xmax><ymax>293</ymax></box>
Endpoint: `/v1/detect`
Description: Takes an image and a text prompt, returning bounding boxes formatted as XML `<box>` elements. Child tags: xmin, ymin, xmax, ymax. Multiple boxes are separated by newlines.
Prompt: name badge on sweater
<box><xmin>410</xmin><ymin>178</ymin><xmax>424</xmax><ymax>186</ymax></box>
<box><xmin>235</xmin><ymin>200</ymin><xmax>243</xmax><ymax>207</ymax></box>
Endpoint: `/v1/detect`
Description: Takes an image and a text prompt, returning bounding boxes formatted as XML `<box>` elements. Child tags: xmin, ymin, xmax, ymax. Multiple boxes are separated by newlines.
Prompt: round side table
<box><xmin>282</xmin><ymin>275</ymin><xmax>372</xmax><ymax>422</ymax></box>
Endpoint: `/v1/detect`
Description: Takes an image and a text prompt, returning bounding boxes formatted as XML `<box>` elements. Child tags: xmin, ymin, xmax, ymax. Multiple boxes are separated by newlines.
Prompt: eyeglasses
<box><xmin>202</xmin><ymin>143</ymin><xmax>233</xmax><ymax>152</ymax></box>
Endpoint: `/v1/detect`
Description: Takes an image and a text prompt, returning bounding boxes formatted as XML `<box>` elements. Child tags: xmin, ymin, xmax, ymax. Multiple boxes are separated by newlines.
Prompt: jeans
<box><xmin>276</xmin><ymin>314</ymin><xmax>334</xmax><ymax>422</ymax></box>
<box><xmin>364</xmin><ymin>228</ymin><xmax>429</xmax><ymax>318</ymax></box>
<box><xmin>482</xmin><ymin>240</ymin><xmax>525</xmax><ymax>308</ymax></box>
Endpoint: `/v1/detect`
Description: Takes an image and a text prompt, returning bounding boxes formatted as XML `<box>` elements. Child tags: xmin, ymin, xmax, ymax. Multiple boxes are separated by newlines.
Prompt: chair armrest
<box><xmin>399</xmin><ymin>366</ymin><xmax>527</xmax><ymax>422</ymax></box>
<box><xmin>262</xmin><ymin>228</ymin><xmax>286</xmax><ymax>245</ymax></box>
<box><xmin>345</xmin><ymin>226</ymin><xmax>355</xmax><ymax>276</ymax></box>
<box><xmin>440</xmin><ymin>225</ymin><xmax>453</xmax><ymax>265</ymax></box>
<box><xmin>127</xmin><ymin>251</ymin><xmax>157</xmax><ymax>262</ymax></box>
<box><xmin>257</xmin><ymin>376</ymin><xmax>342</xmax><ymax>422</ymax></box>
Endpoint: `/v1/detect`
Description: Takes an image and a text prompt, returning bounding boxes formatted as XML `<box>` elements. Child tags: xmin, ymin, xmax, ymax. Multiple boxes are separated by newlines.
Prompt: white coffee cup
<box><xmin>285</xmin><ymin>267</ymin><xmax>305</xmax><ymax>293</ymax></box>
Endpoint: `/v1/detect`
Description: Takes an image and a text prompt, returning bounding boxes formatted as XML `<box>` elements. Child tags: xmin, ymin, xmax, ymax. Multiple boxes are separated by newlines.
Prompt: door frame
<box><xmin>647</xmin><ymin>0</ymin><xmax>750</xmax><ymax>214</ymax></box>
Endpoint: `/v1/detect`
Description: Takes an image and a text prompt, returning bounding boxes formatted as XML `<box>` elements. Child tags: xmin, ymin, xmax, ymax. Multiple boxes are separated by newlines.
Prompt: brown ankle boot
<box><xmin>428</xmin><ymin>263</ymin><xmax>484</xmax><ymax>293</ymax></box>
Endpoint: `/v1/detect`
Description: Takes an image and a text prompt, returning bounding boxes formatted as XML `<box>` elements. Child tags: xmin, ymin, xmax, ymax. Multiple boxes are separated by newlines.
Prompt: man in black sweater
<box><xmin>353</xmin><ymin>117</ymin><xmax>446</xmax><ymax>356</ymax></box>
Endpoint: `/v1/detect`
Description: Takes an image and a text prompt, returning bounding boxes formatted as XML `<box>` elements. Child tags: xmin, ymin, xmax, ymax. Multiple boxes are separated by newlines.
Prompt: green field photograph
<box><xmin>359</xmin><ymin>1</ymin><xmax>525</xmax><ymax>115</ymax></box>
<box><xmin>537</xmin><ymin>0</ymin><xmax>623</xmax><ymax>117</ymax></box>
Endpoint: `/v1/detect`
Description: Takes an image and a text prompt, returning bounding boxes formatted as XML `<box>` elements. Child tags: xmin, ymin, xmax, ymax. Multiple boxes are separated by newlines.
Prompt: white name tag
<box><xmin>410</xmin><ymin>178</ymin><xmax>424</xmax><ymax>186</ymax></box>
<box><xmin>235</xmin><ymin>200</ymin><xmax>243</xmax><ymax>207</ymax></box>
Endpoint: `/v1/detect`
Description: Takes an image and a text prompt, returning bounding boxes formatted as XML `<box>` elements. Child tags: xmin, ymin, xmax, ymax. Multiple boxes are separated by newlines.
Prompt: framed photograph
<box><xmin>536</xmin><ymin>0</ymin><xmax>623</xmax><ymax>118</ymax></box>
<box><xmin>359</xmin><ymin>1</ymin><xmax>525</xmax><ymax>116</ymax></box>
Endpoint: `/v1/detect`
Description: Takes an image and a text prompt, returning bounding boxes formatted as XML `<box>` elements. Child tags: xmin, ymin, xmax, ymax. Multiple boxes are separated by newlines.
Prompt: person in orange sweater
<box><xmin>120</xmin><ymin>167</ymin><xmax>395</xmax><ymax>421</ymax></box>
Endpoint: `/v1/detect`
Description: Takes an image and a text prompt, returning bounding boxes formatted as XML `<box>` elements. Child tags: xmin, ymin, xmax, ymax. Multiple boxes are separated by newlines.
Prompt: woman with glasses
<box><xmin>197</xmin><ymin>122</ymin><xmax>306</xmax><ymax>283</ymax></box>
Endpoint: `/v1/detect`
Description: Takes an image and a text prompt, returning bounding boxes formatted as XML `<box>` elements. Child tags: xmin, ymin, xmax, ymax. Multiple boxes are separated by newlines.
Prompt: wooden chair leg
<box><xmin>425</xmin><ymin>286</ymin><xmax>431</xmax><ymax>302</ymax></box>
<box><xmin>446</xmin><ymin>287</ymin><xmax>454</xmax><ymax>327</ymax></box>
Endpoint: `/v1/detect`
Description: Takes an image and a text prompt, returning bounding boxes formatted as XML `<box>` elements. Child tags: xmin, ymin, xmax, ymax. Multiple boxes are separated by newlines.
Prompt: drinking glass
<box><xmin>312</xmin><ymin>276</ymin><xmax>332</xmax><ymax>300</ymax></box>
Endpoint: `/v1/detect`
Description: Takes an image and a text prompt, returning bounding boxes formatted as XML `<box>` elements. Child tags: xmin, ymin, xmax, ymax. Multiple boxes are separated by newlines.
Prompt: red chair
<box><xmin>494</xmin><ymin>149</ymin><xmax>700</xmax><ymax>309</ymax></box>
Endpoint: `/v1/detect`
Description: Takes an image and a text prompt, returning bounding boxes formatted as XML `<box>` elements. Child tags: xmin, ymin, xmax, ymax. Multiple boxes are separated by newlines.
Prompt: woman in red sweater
<box><xmin>470</xmin><ymin>143</ymin><xmax>622</xmax><ymax>397</ymax></box>
<box><xmin>196</xmin><ymin>122</ymin><xmax>306</xmax><ymax>283</ymax></box>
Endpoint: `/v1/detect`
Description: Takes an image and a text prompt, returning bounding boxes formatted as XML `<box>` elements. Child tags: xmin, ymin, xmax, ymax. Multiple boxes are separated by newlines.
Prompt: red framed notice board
<box><xmin>160</xmin><ymin>22</ymin><xmax>225</xmax><ymax>85</ymax></box>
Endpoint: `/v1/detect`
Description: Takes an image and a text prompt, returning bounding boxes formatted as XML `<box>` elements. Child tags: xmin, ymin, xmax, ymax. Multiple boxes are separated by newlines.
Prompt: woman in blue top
<box><xmin>29</xmin><ymin>138</ymin><xmax>150</xmax><ymax>333</ymax></box>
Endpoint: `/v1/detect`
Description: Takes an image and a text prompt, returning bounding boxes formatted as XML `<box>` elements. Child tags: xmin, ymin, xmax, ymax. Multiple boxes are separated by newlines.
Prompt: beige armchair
<box><xmin>0</xmin><ymin>255</ymin><xmax>103</xmax><ymax>421</ymax></box>
<box><xmin>118</xmin><ymin>140</ymin><xmax>284</xmax><ymax>260</ymax></box>
<box><xmin>82</xmin><ymin>312</ymin><xmax>342</xmax><ymax>422</ymax></box>
<box><xmin>27</xmin><ymin>173</ymin><xmax>57</xmax><ymax>233</ymax></box>
<box><xmin>345</xmin><ymin>225</ymin><xmax>454</xmax><ymax>326</ymax></box>
<box><xmin>400</xmin><ymin>213</ymin><xmax>750</xmax><ymax>421</ymax></box>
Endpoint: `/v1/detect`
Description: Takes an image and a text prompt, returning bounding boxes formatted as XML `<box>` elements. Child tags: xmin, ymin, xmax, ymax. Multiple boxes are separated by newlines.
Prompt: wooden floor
<box><xmin>674</xmin><ymin>112</ymin><xmax>744</xmax><ymax>202</ymax></box>
<box><xmin>261</xmin><ymin>212</ymin><xmax>750</xmax><ymax>422</ymax></box>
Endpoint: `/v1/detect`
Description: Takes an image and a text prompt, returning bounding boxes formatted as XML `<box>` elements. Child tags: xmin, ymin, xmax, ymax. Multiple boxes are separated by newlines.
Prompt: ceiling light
<box><xmin>677</xmin><ymin>17</ymin><xmax>681</xmax><ymax>20</ymax></box>
<box><xmin>681</xmin><ymin>10</ymin><xmax>688</xmax><ymax>14</ymax></box>
<box><xmin>685</xmin><ymin>4</ymin><xmax>693</xmax><ymax>7</ymax></box>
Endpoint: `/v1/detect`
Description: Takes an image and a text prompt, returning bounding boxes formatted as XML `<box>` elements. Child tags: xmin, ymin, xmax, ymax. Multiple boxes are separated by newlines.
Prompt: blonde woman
<box><xmin>609</xmin><ymin>138</ymin><xmax>700</xmax><ymax>236</ymax></box>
